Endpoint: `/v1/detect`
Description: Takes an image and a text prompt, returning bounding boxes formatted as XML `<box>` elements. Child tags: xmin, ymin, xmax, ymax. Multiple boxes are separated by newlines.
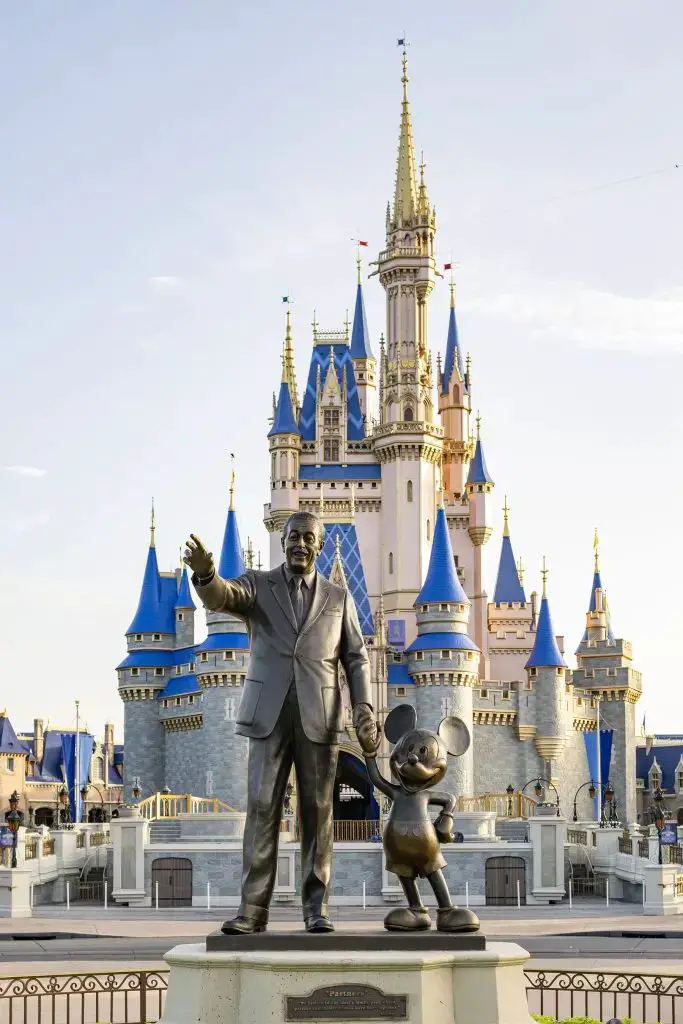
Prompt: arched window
<box><xmin>407</xmin><ymin>481</ymin><xmax>413</xmax><ymax>502</ymax></box>
<box><xmin>92</xmin><ymin>756</ymin><xmax>105</xmax><ymax>783</ymax></box>
<box><xmin>280</xmin><ymin>453</ymin><xmax>287</xmax><ymax>477</ymax></box>
<box><xmin>389</xmin><ymin>552</ymin><xmax>394</xmax><ymax>575</ymax></box>
<box><xmin>426</xmin><ymin>519</ymin><xmax>431</xmax><ymax>540</ymax></box>
<box><xmin>404</xmin><ymin>407</ymin><xmax>414</xmax><ymax>421</ymax></box>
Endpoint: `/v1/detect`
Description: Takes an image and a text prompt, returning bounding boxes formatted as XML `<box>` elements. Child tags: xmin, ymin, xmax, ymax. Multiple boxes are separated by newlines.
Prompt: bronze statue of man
<box><xmin>184</xmin><ymin>511</ymin><xmax>379</xmax><ymax>934</ymax></box>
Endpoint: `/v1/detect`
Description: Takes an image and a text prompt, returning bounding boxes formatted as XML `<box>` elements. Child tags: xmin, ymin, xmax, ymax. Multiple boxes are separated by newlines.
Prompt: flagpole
<box><xmin>75</xmin><ymin>699</ymin><xmax>80</xmax><ymax>824</ymax></box>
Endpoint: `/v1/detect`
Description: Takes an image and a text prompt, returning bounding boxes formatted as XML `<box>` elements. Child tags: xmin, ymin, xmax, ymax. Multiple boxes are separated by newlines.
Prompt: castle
<box><xmin>117</xmin><ymin>50</ymin><xmax>642</xmax><ymax>828</ymax></box>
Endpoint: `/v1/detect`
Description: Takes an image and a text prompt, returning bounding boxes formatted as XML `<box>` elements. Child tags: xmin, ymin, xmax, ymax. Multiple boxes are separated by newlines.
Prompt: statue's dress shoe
<box><xmin>221</xmin><ymin>915</ymin><xmax>266</xmax><ymax>935</ymax></box>
<box><xmin>384</xmin><ymin>906</ymin><xmax>432</xmax><ymax>931</ymax></box>
<box><xmin>436</xmin><ymin>906</ymin><xmax>480</xmax><ymax>933</ymax></box>
<box><xmin>304</xmin><ymin>913</ymin><xmax>334</xmax><ymax>933</ymax></box>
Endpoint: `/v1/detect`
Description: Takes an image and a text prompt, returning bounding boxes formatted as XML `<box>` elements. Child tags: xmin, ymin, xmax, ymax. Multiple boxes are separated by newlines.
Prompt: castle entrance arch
<box><xmin>332</xmin><ymin>750</ymin><xmax>379</xmax><ymax>840</ymax></box>
<box><xmin>485</xmin><ymin>856</ymin><xmax>526</xmax><ymax>906</ymax></box>
<box><xmin>151</xmin><ymin>857</ymin><xmax>192</xmax><ymax>907</ymax></box>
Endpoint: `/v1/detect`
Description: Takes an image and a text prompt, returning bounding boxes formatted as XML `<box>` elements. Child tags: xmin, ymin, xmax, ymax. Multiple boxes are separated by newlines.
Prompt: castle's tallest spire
<box><xmin>393</xmin><ymin>44</ymin><xmax>418</xmax><ymax>225</ymax></box>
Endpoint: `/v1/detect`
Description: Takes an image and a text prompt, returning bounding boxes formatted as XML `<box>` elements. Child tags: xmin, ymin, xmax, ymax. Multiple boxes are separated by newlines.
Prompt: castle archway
<box><xmin>333</xmin><ymin>750</ymin><xmax>379</xmax><ymax>824</ymax></box>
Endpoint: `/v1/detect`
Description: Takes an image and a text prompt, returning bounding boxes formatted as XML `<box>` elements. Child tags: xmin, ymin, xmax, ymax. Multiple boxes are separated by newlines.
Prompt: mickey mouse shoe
<box><xmin>384</xmin><ymin>907</ymin><xmax>432</xmax><ymax>931</ymax></box>
<box><xmin>436</xmin><ymin>906</ymin><xmax>480</xmax><ymax>932</ymax></box>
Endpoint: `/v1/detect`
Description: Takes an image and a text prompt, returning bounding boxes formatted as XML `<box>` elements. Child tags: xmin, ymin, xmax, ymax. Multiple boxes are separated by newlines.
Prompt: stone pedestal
<box><xmin>528</xmin><ymin>814</ymin><xmax>566</xmax><ymax>903</ymax></box>
<box><xmin>110</xmin><ymin>806</ymin><xmax>148</xmax><ymax>905</ymax></box>
<box><xmin>160</xmin><ymin>935</ymin><xmax>534</xmax><ymax>1024</ymax></box>
<box><xmin>0</xmin><ymin>868</ymin><xmax>32</xmax><ymax>918</ymax></box>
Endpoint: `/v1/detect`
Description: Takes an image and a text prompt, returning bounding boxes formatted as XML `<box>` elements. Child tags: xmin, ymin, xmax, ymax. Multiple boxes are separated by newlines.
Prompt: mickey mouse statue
<box><xmin>364</xmin><ymin>703</ymin><xmax>480</xmax><ymax>933</ymax></box>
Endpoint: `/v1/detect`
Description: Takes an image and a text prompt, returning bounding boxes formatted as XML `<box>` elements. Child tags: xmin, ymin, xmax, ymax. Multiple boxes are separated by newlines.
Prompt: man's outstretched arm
<box><xmin>184</xmin><ymin>533</ymin><xmax>256</xmax><ymax>616</ymax></box>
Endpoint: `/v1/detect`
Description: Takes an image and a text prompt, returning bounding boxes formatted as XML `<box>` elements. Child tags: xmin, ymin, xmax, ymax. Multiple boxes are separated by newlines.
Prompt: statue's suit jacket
<box><xmin>193</xmin><ymin>567</ymin><xmax>372</xmax><ymax>745</ymax></box>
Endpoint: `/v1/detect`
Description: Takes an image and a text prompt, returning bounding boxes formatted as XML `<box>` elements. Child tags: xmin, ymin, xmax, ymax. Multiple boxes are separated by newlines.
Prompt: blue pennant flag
<box><xmin>282</xmin><ymin>296</ymin><xmax>289</xmax><ymax>303</ymax></box>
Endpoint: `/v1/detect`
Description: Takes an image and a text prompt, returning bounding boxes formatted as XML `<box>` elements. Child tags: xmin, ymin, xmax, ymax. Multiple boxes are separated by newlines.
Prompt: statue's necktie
<box><xmin>291</xmin><ymin>576</ymin><xmax>304</xmax><ymax>631</ymax></box>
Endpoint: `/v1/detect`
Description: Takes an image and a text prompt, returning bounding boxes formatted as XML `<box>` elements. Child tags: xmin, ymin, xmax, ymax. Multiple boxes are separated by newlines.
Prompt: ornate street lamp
<box><xmin>522</xmin><ymin>777</ymin><xmax>561</xmax><ymax>817</ymax></box>
<box><xmin>132</xmin><ymin>781</ymin><xmax>142</xmax><ymax>801</ymax></box>
<box><xmin>506</xmin><ymin>784</ymin><xmax>514</xmax><ymax>817</ymax></box>
<box><xmin>572</xmin><ymin>780</ymin><xmax>597</xmax><ymax>823</ymax></box>
<box><xmin>7</xmin><ymin>791</ymin><xmax>23</xmax><ymax>869</ymax></box>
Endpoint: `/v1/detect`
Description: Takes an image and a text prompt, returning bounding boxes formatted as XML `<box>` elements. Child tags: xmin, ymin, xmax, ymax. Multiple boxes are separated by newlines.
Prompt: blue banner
<box><xmin>60</xmin><ymin>732</ymin><xmax>95</xmax><ymax>823</ymax></box>
<box><xmin>583</xmin><ymin>728</ymin><xmax>614</xmax><ymax>819</ymax></box>
<box><xmin>388</xmin><ymin>619</ymin><xmax>406</xmax><ymax>649</ymax></box>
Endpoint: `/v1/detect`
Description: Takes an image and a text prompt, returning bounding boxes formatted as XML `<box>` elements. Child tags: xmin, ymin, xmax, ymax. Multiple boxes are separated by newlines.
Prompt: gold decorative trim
<box><xmin>162</xmin><ymin>714</ymin><xmax>203</xmax><ymax>732</ymax></box>
<box><xmin>473</xmin><ymin>710</ymin><xmax>517</xmax><ymax>726</ymax></box>
<box><xmin>517</xmin><ymin>724</ymin><xmax>537</xmax><ymax>741</ymax></box>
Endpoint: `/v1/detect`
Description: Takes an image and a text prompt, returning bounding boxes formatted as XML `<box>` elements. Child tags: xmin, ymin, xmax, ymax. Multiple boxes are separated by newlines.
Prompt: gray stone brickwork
<box><xmin>164</xmin><ymin>726</ymin><xmax>206</xmax><ymax>797</ymax></box>
<box><xmin>174</xmin><ymin>608</ymin><xmax>195</xmax><ymax>650</ymax></box>
<box><xmin>417</xmin><ymin>682</ymin><xmax>474</xmax><ymax>797</ymax></box>
<box><xmin>122</xmin><ymin>698</ymin><xmax>165</xmax><ymax>801</ymax></box>
<box><xmin>198</xmin><ymin>683</ymin><xmax>249</xmax><ymax>810</ymax></box>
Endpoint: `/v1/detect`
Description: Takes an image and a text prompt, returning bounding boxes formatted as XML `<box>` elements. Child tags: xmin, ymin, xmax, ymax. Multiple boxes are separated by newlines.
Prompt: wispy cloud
<box><xmin>15</xmin><ymin>512</ymin><xmax>50</xmax><ymax>533</ymax></box>
<box><xmin>4</xmin><ymin>465</ymin><xmax>47</xmax><ymax>477</ymax></box>
<box><xmin>148</xmin><ymin>275</ymin><xmax>182</xmax><ymax>290</ymax></box>
<box><xmin>464</xmin><ymin>283</ymin><xmax>683</xmax><ymax>355</ymax></box>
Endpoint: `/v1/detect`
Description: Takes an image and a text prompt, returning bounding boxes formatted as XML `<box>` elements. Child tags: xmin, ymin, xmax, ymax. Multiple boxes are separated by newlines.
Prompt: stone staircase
<box><xmin>495</xmin><ymin>819</ymin><xmax>529</xmax><ymax>843</ymax></box>
<box><xmin>150</xmin><ymin>820</ymin><xmax>182</xmax><ymax>843</ymax></box>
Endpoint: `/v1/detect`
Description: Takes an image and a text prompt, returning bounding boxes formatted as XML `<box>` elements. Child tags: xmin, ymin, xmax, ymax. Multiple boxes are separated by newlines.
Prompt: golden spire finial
<box><xmin>517</xmin><ymin>556</ymin><xmax>524</xmax><ymax>585</ymax></box>
<box><xmin>150</xmin><ymin>498</ymin><xmax>156</xmax><ymax>548</ymax></box>
<box><xmin>503</xmin><ymin>496</ymin><xmax>510</xmax><ymax>537</ymax></box>
<box><xmin>350</xmin><ymin>481</ymin><xmax>356</xmax><ymax>517</ymax></box>
<box><xmin>229</xmin><ymin>454</ymin><xmax>236</xmax><ymax>511</ymax></box>
<box><xmin>335</xmin><ymin>532</ymin><xmax>341</xmax><ymax>557</ymax></box>
<box><xmin>476</xmin><ymin>410</ymin><xmax>481</xmax><ymax>439</ymax></box>
<box><xmin>312</xmin><ymin>309</ymin><xmax>318</xmax><ymax>343</ymax></box>
<box><xmin>593</xmin><ymin>527</ymin><xmax>600</xmax><ymax>572</ymax></box>
<box><xmin>394</xmin><ymin>36</ymin><xmax>418</xmax><ymax>224</ymax></box>
<box><xmin>245</xmin><ymin>536</ymin><xmax>254</xmax><ymax>570</ymax></box>
<box><xmin>344</xmin><ymin>308</ymin><xmax>350</xmax><ymax>339</ymax></box>
<box><xmin>541</xmin><ymin>556</ymin><xmax>548</xmax><ymax>598</ymax></box>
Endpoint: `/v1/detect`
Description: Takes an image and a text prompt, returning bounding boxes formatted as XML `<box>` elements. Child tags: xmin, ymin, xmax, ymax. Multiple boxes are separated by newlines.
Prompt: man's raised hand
<box><xmin>184</xmin><ymin>534</ymin><xmax>215</xmax><ymax>579</ymax></box>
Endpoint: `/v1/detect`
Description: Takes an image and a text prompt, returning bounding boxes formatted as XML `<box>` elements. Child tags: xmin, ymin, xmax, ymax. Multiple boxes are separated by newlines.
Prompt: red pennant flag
<box><xmin>358</xmin><ymin>240</ymin><xmax>368</xmax><ymax>247</ymax></box>
<box><xmin>443</xmin><ymin>263</ymin><xmax>452</xmax><ymax>270</ymax></box>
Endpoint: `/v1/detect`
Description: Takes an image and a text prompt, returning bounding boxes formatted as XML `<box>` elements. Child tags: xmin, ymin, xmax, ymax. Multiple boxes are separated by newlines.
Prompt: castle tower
<box><xmin>525</xmin><ymin>561</ymin><xmax>568</xmax><ymax>780</ymax></box>
<box><xmin>174</xmin><ymin>565</ymin><xmax>196</xmax><ymax>649</ymax></box>
<box><xmin>406</xmin><ymin>507</ymin><xmax>479</xmax><ymax>797</ymax></box>
<box><xmin>438</xmin><ymin>276</ymin><xmax>473</xmax><ymax>500</ymax></box>
<box><xmin>265</xmin><ymin>319</ymin><xmax>301</xmax><ymax>567</ymax></box>
<box><xmin>350</xmin><ymin>253</ymin><xmax>376</xmax><ymax>427</ymax></box>
<box><xmin>488</xmin><ymin>499</ymin><xmax>533</xmax><ymax>683</ymax></box>
<box><xmin>194</xmin><ymin>466</ymin><xmax>250</xmax><ymax>808</ymax></box>
<box><xmin>465</xmin><ymin>417</ymin><xmax>494</xmax><ymax>675</ymax></box>
<box><xmin>373</xmin><ymin>47</ymin><xmax>442</xmax><ymax>637</ymax></box>
<box><xmin>573</xmin><ymin>531</ymin><xmax>641</xmax><ymax>823</ymax></box>
<box><xmin>117</xmin><ymin>504</ymin><xmax>171</xmax><ymax>800</ymax></box>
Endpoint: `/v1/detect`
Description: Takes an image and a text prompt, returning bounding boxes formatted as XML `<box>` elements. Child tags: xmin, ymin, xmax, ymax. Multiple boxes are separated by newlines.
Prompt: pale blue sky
<box><xmin>1</xmin><ymin>2</ymin><xmax>681</xmax><ymax>740</ymax></box>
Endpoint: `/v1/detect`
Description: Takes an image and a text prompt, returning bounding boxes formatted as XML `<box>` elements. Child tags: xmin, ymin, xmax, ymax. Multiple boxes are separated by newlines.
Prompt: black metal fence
<box><xmin>2</xmin><ymin>967</ymin><xmax>683</xmax><ymax>1023</ymax></box>
<box><xmin>526</xmin><ymin>968</ymin><xmax>683</xmax><ymax>1023</ymax></box>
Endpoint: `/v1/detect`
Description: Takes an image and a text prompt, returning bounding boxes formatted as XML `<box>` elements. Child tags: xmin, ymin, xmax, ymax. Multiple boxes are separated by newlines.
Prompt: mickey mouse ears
<box><xmin>384</xmin><ymin>704</ymin><xmax>417</xmax><ymax>744</ymax></box>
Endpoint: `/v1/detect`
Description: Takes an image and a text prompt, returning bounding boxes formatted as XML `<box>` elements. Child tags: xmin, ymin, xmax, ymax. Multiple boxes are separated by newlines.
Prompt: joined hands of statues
<box><xmin>184</xmin><ymin>534</ymin><xmax>215</xmax><ymax>579</ymax></box>
<box><xmin>353</xmin><ymin>708</ymin><xmax>382</xmax><ymax>756</ymax></box>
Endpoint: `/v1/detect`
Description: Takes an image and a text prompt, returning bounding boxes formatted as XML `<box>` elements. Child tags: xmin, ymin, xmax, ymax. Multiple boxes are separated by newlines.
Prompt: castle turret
<box><xmin>265</xmin><ymin>318</ymin><xmax>301</xmax><ymax>566</ymax></box>
<box><xmin>573</xmin><ymin>530</ymin><xmax>641</xmax><ymax>823</ymax></box>
<box><xmin>174</xmin><ymin>565</ymin><xmax>196</xmax><ymax>649</ymax></box>
<box><xmin>373</xmin><ymin>46</ymin><xmax>442</xmax><ymax>637</ymax></box>
<box><xmin>118</xmin><ymin>504</ymin><xmax>171</xmax><ymax>799</ymax></box>
<box><xmin>439</xmin><ymin>276</ymin><xmax>472</xmax><ymax>500</ymax></box>
<box><xmin>465</xmin><ymin>416</ymin><xmax>494</xmax><ymax>674</ymax></box>
<box><xmin>525</xmin><ymin>562</ymin><xmax>568</xmax><ymax>774</ymax></box>
<box><xmin>406</xmin><ymin>507</ymin><xmax>479</xmax><ymax>796</ymax></box>
<box><xmin>350</xmin><ymin>253</ymin><xmax>376</xmax><ymax>427</ymax></box>
<box><xmin>193</xmin><ymin>466</ymin><xmax>250</xmax><ymax>809</ymax></box>
<box><xmin>487</xmin><ymin>499</ymin><xmax>533</xmax><ymax>683</ymax></box>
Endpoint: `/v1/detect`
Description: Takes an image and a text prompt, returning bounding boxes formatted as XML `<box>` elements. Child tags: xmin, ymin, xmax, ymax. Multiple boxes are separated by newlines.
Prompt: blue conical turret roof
<box><xmin>127</xmin><ymin>543</ymin><xmax>166</xmax><ymax>634</ymax></box>
<box><xmin>350</xmin><ymin>283</ymin><xmax>373</xmax><ymax>359</ymax></box>
<box><xmin>493</xmin><ymin>508</ymin><xmax>526</xmax><ymax>604</ymax></box>
<box><xmin>218</xmin><ymin>509</ymin><xmax>245</xmax><ymax>580</ymax></box>
<box><xmin>441</xmin><ymin>303</ymin><xmax>464</xmax><ymax>394</ymax></box>
<box><xmin>466</xmin><ymin>437</ymin><xmax>494</xmax><ymax>486</ymax></box>
<box><xmin>416</xmin><ymin>507</ymin><xmax>469</xmax><ymax>605</ymax></box>
<box><xmin>175</xmin><ymin>567</ymin><xmax>195</xmax><ymax>609</ymax></box>
<box><xmin>268</xmin><ymin>381</ymin><xmax>300</xmax><ymax>437</ymax></box>
<box><xmin>526</xmin><ymin>595</ymin><xmax>566</xmax><ymax>669</ymax></box>
<box><xmin>0</xmin><ymin>715</ymin><xmax>28</xmax><ymax>755</ymax></box>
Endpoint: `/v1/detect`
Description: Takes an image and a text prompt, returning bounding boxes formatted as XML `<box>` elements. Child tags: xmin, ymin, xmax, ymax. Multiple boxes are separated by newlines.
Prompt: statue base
<box><xmin>160</xmin><ymin>935</ymin><xmax>534</xmax><ymax>1024</ymax></box>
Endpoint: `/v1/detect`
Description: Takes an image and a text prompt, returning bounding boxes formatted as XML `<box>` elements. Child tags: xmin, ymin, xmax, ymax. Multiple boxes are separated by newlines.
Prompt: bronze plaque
<box><xmin>286</xmin><ymin>983</ymin><xmax>408</xmax><ymax>1020</ymax></box>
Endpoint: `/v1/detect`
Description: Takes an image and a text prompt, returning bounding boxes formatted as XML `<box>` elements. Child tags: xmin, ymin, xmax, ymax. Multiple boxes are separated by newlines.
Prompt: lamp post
<box><xmin>57</xmin><ymin>783</ymin><xmax>87</xmax><ymax>828</ymax></box>
<box><xmin>521</xmin><ymin>776</ymin><xmax>561</xmax><ymax>817</ymax></box>
<box><xmin>506</xmin><ymin>783</ymin><xmax>514</xmax><ymax>817</ymax></box>
<box><xmin>572</xmin><ymin>780</ymin><xmax>597</xmax><ymax>823</ymax></box>
<box><xmin>81</xmin><ymin>783</ymin><xmax>108</xmax><ymax>822</ymax></box>
<box><xmin>652</xmin><ymin>786</ymin><xmax>665</xmax><ymax>865</ymax></box>
<box><xmin>7</xmin><ymin>791</ymin><xmax>23</xmax><ymax>869</ymax></box>
<box><xmin>596</xmin><ymin>780</ymin><xmax>616</xmax><ymax>828</ymax></box>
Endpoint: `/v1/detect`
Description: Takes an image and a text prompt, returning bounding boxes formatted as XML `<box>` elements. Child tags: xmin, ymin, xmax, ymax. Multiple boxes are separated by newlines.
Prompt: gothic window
<box><xmin>324</xmin><ymin>409</ymin><xmax>340</xmax><ymax>427</ymax></box>
<box><xmin>426</xmin><ymin>519</ymin><xmax>431</xmax><ymax>540</ymax></box>
<box><xmin>407</xmin><ymin>480</ymin><xmax>413</xmax><ymax>502</ymax></box>
<box><xmin>271</xmin><ymin>454</ymin><xmax>276</xmax><ymax>479</ymax></box>
<box><xmin>225</xmin><ymin>697</ymin><xmax>237</xmax><ymax>721</ymax></box>
<box><xmin>403</xmin><ymin>406</ymin><xmax>414</xmax><ymax>421</ymax></box>
<box><xmin>280</xmin><ymin>453</ymin><xmax>287</xmax><ymax>477</ymax></box>
<box><xmin>324</xmin><ymin>439</ymin><xmax>340</xmax><ymax>462</ymax></box>
<box><xmin>389</xmin><ymin>552</ymin><xmax>394</xmax><ymax>575</ymax></box>
<box><xmin>92</xmin><ymin>756</ymin><xmax>105</xmax><ymax>783</ymax></box>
